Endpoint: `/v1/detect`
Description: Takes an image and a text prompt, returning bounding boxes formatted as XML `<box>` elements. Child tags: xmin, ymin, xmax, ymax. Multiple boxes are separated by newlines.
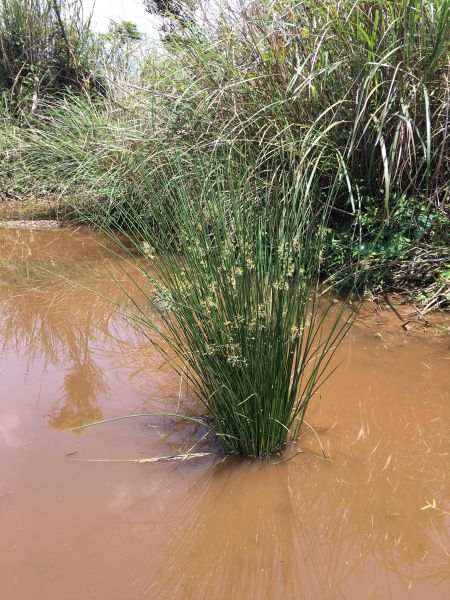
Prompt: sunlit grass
<box><xmin>96</xmin><ymin>149</ymin><xmax>355</xmax><ymax>457</ymax></box>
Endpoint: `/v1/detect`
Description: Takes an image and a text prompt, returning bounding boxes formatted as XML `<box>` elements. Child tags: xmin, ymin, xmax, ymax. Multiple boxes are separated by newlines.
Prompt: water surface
<box><xmin>0</xmin><ymin>226</ymin><xmax>449</xmax><ymax>599</ymax></box>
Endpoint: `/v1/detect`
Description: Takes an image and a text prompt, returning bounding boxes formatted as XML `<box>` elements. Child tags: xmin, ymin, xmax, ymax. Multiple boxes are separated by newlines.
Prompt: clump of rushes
<box><xmin>103</xmin><ymin>149</ymin><xmax>355</xmax><ymax>458</ymax></box>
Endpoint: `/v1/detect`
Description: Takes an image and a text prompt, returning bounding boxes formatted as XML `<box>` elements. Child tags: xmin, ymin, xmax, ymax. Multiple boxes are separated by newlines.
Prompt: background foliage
<box><xmin>0</xmin><ymin>0</ymin><xmax>449</xmax><ymax>304</ymax></box>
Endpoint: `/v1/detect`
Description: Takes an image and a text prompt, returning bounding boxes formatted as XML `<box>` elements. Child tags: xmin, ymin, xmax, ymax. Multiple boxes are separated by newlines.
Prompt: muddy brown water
<box><xmin>0</xmin><ymin>226</ymin><xmax>449</xmax><ymax>600</ymax></box>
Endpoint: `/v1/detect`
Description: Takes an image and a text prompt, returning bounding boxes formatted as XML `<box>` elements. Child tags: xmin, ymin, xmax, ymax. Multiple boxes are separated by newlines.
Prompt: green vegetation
<box><xmin>0</xmin><ymin>0</ymin><xmax>105</xmax><ymax>113</ymax></box>
<box><xmin>0</xmin><ymin>0</ymin><xmax>448</xmax><ymax>453</ymax></box>
<box><xmin>1</xmin><ymin>0</ymin><xmax>448</xmax><ymax>295</ymax></box>
<box><xmin>102</xmin><ymin>149</ymin><xmax>353</xmax><ymax>457</ymax></box>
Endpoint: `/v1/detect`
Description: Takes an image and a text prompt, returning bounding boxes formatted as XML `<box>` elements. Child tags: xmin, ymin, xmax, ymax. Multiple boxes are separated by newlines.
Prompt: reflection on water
<box><xmin>0</xmin><ymin>227</ymin><xmax>125</xmax><ymax>429</ymax></box>
<box><xmin>48</xmin><ymin>362</ymin><xmax>106</xmax><ymax>430</ymax></box>
<box><xmin>0</xmin><ymin>225</ymin><xmax>449</xmax><ymax>600</ymax></box>
<box><xmin>119</xmin><ymin>351</ymin><xmax>450</xmax><ymax>599</ymax></box>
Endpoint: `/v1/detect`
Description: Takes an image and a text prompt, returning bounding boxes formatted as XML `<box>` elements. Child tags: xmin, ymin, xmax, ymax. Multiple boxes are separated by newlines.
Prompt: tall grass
<box><xmin>2</xmin><ymin>0</ymin><xmax>447</xmax><ymax>300</ymax></box>
<box><xmin>153</xmin><ymin>0</ymin><xmax>449</xmax><ymax>208</ymax></box>
<box><xmin>1</xmin><ymin>91</ymin><xmax>160</xmax><ymax>217</ymax></box>
<box><xmin>0</xmin><ymin>0</ymin><xmax>106</xmax><ymax>114</ymax></box>
<box><xmin>7</xmin><ymin>1</ymin><xmax>448</xmax><ymax>216</ymax></box>
<box><xmin>98</xmin><ymin>148</ymin><xmax>355</xmax><ymax>457</ymax></box>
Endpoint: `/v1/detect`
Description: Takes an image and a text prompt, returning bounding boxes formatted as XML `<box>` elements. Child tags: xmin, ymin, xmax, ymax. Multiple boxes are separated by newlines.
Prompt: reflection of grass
<box><xmin>137</xmin><ymin>424</ymin><xmax>450</xmax><ymax>598</ymax></box>
<box><xmin>47</xmin><ymin>362</ymin><xmax>106</xmax><ymax>431</ymax></box>
<box><xmin>111</xmin><ymin>336</ymin><xmax>450</xmax><ymax>597</ymax></box>
<box><xmin>145</xmin><ymin>461</ymin><xmax>305</xmax><ymax>599</ymax></box>
<box><xmin>0</xmin><ymin>227</ymin><xmax>133</xmax><ymax>431</ymax></box>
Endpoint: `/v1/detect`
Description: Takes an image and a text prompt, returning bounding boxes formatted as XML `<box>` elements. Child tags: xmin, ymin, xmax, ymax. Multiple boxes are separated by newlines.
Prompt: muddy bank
<box><xmin>0</xmin><ymin>219</ymin><xmax>61</xmax><ymax>229</ymax></box>
<box><xmin>0</xmin><ymin>197</ymin><xmax>60</xmax><ymax>221</ymax></box>
<box><xmin>0</xmin><ymin>225</ymin><xmax>449</xmax><ymax>599</ymax></box>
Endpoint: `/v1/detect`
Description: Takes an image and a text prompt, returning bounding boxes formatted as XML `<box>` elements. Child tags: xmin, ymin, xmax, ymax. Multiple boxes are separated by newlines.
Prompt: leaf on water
<box><xmin>420</xmin><ymin>498</ymin><xmax>450</xmax><ymax>515</ymax></box>
<box><xmin>70</xmin><ymin>452</ymin><xmax>212</xmax><ymax>463</ymax></box>
<box><xmin>138</xmin><ymin>452</ymin><xmax>211</xmax><ymax>463</ymax></box>
<box><xmin>420</xmin><ymin>499</ymin><xmax>435</xmax><ymax>510</ymax></box>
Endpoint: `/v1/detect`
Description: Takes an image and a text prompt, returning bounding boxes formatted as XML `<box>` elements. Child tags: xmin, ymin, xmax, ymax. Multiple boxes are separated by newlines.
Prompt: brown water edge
<box><xmin>0</xmin><ymin>226</ymin><xmax>449</xmax><ymax>600</ymax></box>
